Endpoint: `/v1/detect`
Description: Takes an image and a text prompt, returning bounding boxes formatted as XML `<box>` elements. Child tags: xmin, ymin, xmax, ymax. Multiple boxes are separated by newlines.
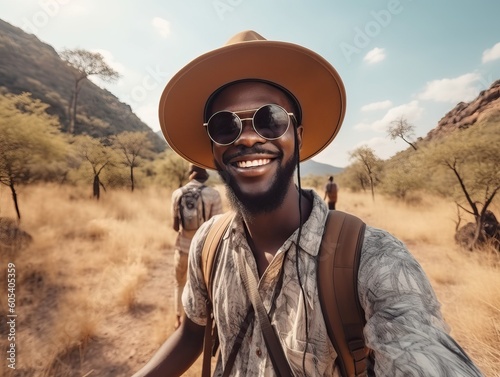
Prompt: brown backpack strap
<box><xmin>317</xmin><ymin>210</ymin><xmax>368</xmax><ymax>377</ymax></box>
<box><xmin>202</xmin><ymin>212</ymin><xmax>234</xmax><ymax>299</ymax></box>
<box><xmin>201</xmin><ymin>212</ymin><xmax>235</xmax><ymax>377</ymax></box>
<box><xmin>237</xmin><ymin>252</ymin><xmax>294</xmax><ymax>376</ymax></box>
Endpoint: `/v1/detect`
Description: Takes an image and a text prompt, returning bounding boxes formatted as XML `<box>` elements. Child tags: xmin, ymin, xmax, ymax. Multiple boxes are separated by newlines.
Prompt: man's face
<box><xmin>208</xmin><ymin>81</ymin><xmax>303</xmax><ymax>215</ymax></box>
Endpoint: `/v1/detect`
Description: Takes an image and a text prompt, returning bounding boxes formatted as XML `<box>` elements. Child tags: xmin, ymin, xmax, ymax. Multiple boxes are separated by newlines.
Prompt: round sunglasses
<box><xmin>203</xmin><ymin>104</ymin><xmax>295</xmax><ymax>146</ymax></box>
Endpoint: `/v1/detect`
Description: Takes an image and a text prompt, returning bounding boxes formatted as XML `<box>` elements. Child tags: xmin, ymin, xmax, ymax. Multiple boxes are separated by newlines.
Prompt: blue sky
<box><xmin>1</xmin><ymin>0</ymin><xmax>500</xmax><ymax>167</ymax></box>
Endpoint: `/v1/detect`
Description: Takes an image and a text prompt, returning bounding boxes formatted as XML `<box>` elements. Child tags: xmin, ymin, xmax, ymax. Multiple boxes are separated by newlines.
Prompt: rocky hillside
<box><xmin>426</xmin><ymin>80</ymin><xmax>500</xmax><ymax>140</ymax></box>
<box><xmin>0</xmin><ymin>19</ymin><xmax>166</xmax><ymax>152</ymax></box>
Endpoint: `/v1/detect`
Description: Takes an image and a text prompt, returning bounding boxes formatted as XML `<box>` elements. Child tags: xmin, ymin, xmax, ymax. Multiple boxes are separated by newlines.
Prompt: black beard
<box><xmin>215</xmin><ymin>152</ymin><xmax>298</xmax><ymax>218</ymax></box>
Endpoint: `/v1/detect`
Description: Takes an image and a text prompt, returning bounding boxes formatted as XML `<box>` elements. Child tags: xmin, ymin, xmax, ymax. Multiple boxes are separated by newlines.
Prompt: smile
<box><xmin>235</xmin><ymin>158</ymin><xmax>272</xmax><ymax>168</ymax></box>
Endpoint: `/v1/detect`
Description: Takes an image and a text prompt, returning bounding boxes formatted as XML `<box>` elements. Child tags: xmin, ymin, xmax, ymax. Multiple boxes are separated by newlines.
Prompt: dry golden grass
<box><xmin>0</xmin><ymin>184</ymin><xmax>498</xmax><ymax>376</ymax></box>
<box><xmin>0</xmin><ymin>184</ymin><xmax>176</xmax><ymax>376</ymax></box>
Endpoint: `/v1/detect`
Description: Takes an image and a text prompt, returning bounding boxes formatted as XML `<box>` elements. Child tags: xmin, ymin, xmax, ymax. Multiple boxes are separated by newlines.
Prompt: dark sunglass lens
<box><xmin>208</xmin><ymin>112</ymin><xmax>241</xmax><ymax>145</ymax></box>
<box><xmin>253</xmin><ymin>105</ymin><xmax>289</xmax><ymax>139</ymax></box>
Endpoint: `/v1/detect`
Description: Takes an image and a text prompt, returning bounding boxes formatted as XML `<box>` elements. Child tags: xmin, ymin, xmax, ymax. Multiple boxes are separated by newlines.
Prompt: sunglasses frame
<box><xmin>203</xmin><ymin>104</ymin><xmax>295</xmax><ymax>146</ymax></box>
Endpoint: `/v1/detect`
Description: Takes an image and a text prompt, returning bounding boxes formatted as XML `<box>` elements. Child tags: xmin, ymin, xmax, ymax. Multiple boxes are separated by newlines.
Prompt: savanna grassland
<box><xmin>0</xmin><ymin>184</ymin><xmax>499</xmax><ymax>377</ymax></box>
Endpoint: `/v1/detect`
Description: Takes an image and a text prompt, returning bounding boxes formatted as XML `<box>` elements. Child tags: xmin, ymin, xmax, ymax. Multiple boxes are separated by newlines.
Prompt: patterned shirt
<box><xmin>183</xmin><ymin>190</ymin><xmax>483</xmax><ymax>376</ymax></box>
<box><xmin>171</xmin><ymin>180</ymin><xmax>223</xmax><ymax>253</ymax></box>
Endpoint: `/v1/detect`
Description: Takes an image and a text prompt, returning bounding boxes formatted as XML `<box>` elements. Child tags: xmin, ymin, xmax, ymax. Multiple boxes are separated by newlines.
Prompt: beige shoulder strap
<box><xmin>317</xmin><ymin>210</ymin><xmax>368</xmax><ymax>377</ymax></box>
<box><xmin>201</xmin><ymin>212</ymin><xmax>234</xmax><ymax>300</ymax></box>
<box><xmin>201</xmin><ymin>212</ymin><xmax>234</xmax><ymax>377</ymax></box>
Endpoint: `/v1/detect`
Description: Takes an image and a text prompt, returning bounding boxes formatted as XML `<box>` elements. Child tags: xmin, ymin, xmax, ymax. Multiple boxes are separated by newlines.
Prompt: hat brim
<box><xmin>159</xmin><ymin>40</ymin><xmax>346</xmax><ymax>170</ymax></box>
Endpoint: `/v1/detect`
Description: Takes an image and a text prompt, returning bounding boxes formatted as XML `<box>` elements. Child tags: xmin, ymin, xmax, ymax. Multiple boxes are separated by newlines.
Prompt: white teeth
<box><xmin>236</xmin><ymin>159</ymin><xmax>271</xmax><ymax>168</ymax></box>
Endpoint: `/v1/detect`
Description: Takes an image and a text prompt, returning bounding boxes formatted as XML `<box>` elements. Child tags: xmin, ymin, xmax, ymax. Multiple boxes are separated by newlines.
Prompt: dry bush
<box><xmin>40</xmin><ymin>291</ymin><xmax>103</xmax><ymax>376</ymax></box>
<box><xmin>111</xmin><ymin>259</ymin><xmax>149</xmax><ymax>310</ymax></box>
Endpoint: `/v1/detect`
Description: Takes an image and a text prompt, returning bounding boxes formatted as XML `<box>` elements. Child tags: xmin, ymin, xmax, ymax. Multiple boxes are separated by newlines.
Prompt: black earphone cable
<box><xmin>293</xmin><ymin>126</ymin><xmax>309</xmax><ymax>376</ymax></box>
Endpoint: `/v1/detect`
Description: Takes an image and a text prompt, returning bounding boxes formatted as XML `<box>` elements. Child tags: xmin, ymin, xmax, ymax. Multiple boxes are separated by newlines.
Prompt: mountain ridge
<box><xmin>425</xmin><ymin>79</ymin><xmax>500</xmax><ymax>141</ymax></box>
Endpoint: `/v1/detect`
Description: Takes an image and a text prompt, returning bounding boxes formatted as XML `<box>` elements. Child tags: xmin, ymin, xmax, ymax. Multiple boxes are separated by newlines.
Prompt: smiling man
<box><xmin>209</xmin><ymin>81</ymin><xmax>301</xmax><ymax>218</ymax></box>
<box><xmin>132</xmin><ymin>31</ymin><xmax>483</xmax><ymax>377</ymax></box>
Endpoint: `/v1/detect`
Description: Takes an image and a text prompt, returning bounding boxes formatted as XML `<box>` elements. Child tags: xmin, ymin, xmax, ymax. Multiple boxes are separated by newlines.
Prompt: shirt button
<box><xmin>256</xmin><ymin>348</ymin><xmax>262</xmax><ymax>357</ymax></box>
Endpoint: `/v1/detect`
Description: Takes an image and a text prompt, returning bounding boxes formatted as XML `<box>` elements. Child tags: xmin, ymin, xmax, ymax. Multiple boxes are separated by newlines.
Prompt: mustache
<box><xmin>222</xmin><ymin>145</ymin><xmax>280</xmax><ymax>164</ymax></box>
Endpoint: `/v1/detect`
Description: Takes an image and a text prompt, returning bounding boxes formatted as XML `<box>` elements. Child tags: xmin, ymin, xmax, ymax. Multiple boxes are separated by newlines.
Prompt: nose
<box><xmin>233</xmin><ymin>118</ymin><xmax>266</xmax><ymax>147</ymax></box>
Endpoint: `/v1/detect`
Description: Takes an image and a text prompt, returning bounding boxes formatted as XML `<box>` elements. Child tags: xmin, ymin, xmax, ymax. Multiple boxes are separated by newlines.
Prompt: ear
<box><xmin>173</xmin><ymin>216</ymin><xmax>180</xmax><ymax>232</ymax></box>
<box><xmin>296</xmin><ymin>125</ymin><xmax>304</xmax><ymax>151</ymax></box>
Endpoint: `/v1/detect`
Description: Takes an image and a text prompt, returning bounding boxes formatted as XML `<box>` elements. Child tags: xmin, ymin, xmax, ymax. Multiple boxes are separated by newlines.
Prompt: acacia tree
<box><xmin>0</xmin><ymin>93</ymin><xmax>68</xmax><ymax>219</ymax></box>
<box><xmin>338</xmin><ymin>162</ymin><xmax>370</xmax><ymax>193</ymax></box>
<box><xmin>387</xmin><ymin>116</ymin><xmax>418</xmax><ymax>150</ymax></box>
<box><xmin>380</xmin><ymin>154</ymin><xmax>424</xmax><ymax>200</ymax></box>
<box><xmin>59</xmin><ymin>49</ymin><xmax>120</xmax><ymax>133</ymax></box>
<box><xmin>153</xmin><ymin>151</ymin><xmax>190</xmax><ymax>188</ymax></box>
<box><xmin>73</xmin><ymin>135</ymin><xmax>115</xmax><ymax>200</ymax></box>
<box><xmin>110</xmin><ymin>131</ymin><xmax>153</xmax><ymax>192</ymax></box>
<box><xmin>349</xmin><ymin>146</ymin><xmax>382</xmax><ymax>201</ymax></box>
<box><xmin>425</xmin><ymin>121</ymin><xmax>500</xmax><ymax>249</ymax></box>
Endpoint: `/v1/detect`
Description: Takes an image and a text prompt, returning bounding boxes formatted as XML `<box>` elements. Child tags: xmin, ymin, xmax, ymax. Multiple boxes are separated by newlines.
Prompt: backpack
<box><xmin>178</xmin><ymin>185</ymin><xmax>206</xmax><ymax>231</ymax></box>
<box><xmin>200</xmin><ymin>210</ymin><xmax>369</xmax><ymax>377</ymax></box>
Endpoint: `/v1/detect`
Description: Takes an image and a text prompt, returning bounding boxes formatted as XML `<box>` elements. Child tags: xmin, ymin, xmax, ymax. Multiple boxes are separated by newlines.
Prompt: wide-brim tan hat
<box><xmin>159</xmin><ymin>30</ymin><xmax>346</xmax><ymax>169</ymax></box>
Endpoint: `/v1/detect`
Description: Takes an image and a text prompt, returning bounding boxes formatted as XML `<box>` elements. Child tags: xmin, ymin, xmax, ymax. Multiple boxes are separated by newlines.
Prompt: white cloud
<box><xmin>417</xmin><ymin>73</ymin><xmax>481</xmax><ymax>103</ymax></box>
<box><xmin>482</xmin><ymin>42</ymin><xmax>500</xmax><ymax>63</ymax></box>
<box><xmin>361</xmin><ymin>100</ymin><xmax>392</xmax><ymax>112</ymax></box>
<box><xmin>152</xmin><ymin>17</ymin><xmax>171</xmax><ymax>38</ymax></box>
<box><xmin>354</xmin><ymin>100</ymin><xmax>423</xmax><ymax>132</ymax></box>
<box><xmin>64</xmin><ymin>4</ymin><xmax>91</xmax><ymax>16</ymax></box>
<box><xmin>363</xmin><ymin>47</ymin><xmax>386</xmax><ymax>64</ymax></box>
<box><xmin>353</xmin><ymin>121</ymin><xmax>372</xmax><ymax>130</ymax></box>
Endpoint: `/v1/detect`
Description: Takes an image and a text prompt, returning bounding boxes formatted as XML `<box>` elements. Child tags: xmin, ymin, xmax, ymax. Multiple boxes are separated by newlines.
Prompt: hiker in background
<box><xmin>323</xmin><ymin>175</ymin><xmax>338</xmax><ymax>210</ymax></box>
<box><xmin>170</xmin><ymin>164</ymin><xmax>222</xmax><ymax>330</ymax></box>
<box><xmin>133</xmin><ymin>31</ymin><xmax>483</xmax><ymax>376</ymax></box>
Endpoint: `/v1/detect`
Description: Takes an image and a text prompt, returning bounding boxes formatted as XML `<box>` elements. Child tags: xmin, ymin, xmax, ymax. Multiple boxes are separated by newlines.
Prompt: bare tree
<box><xmin>426</xmin><ymin>122</ymin><xmax>500</xmax><ymax>249</ymax></box>
<box><xmin>60</xmin><ymin>49</ymin><xmax>120</xmax><ymax>133</ymax></box>
<box><xmin>73</xmin><ymin>135</ymin><xmax>115</xmax><ymax>200</ymax></box>
<box><xmin>387</xmin><ymin>116</ymin><xmax>418</xmax><ymax>150</ymax></box>
<box><xmin>110</xmin><ymin>131</ymin><xmax>153</xmax><ymax>192</ymax></box>
<box><xmin>349</xmin><ymin>146</ymin><xmax>382</xmax><ymax>201</ymax></box>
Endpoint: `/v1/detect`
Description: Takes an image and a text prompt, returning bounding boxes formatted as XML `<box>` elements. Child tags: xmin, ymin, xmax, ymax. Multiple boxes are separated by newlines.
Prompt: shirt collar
<box><xmin>186</xmin><ymin>179</ymin><xmax>205</xmax><ymax>188</ymax></box>
<box><xmin>286</xmin><ymin>189</ymin><xmax>329</xmax><ymax>257</ymax></box>
<box><xmin>224</xmin><ymin>189</ymin><xmax>329</xmax><ymax>257</ymax></box>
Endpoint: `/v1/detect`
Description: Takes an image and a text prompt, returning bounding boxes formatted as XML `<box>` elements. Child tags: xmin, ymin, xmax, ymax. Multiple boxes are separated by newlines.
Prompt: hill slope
<box><xmin>0</xmin><ymin>19</ymin><xmax>165</xmax><ymax>152</ymax></box>
<box><xmin>300</xmin><ymin>159</ymin><xmax>343</xmax><ymax>176</ymax></box>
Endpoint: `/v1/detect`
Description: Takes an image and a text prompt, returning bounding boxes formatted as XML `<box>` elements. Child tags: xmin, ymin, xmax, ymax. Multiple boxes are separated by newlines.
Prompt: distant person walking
<box><xmin>324</xmin><ymin>176</ymin><xmax>338</xmax><ymax>210</ymax></box>
<box><xmin>171</xmin><ymin>164</ymin><xmax>223</xmax><ymax>329</ymax></box>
